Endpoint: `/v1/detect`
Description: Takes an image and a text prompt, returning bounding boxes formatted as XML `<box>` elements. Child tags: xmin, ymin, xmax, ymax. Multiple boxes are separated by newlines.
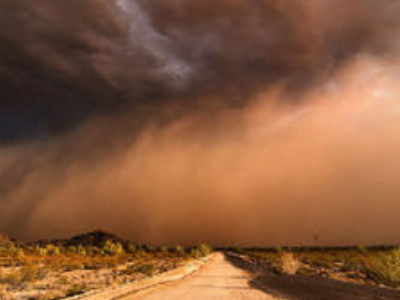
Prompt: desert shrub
<box><xmin>103</xmin><ymin>240</ymin><xmax>125</xmax><ymax>256</ymax></box>
<box><xmin>0</xmin><ymin>271</ymin><xmax>23</xmax><ymax>288</ymax></box>
<box><xmin>105</xmin><ymin>256</ymin><xmax>120</xmax><ymax>268</ymax></box>
<box><xmin>364</xmin><ymin>249</ymin><xmax>400</xmax><ymax>287</ymax></box>
<box><xmin>83</xmin><ymin>260</ymin><xmax>102</xmax><ymax>270</ymax></box>
<box><xmin>84</xmin><ymin>246</ymin><xmax>96</xmax><ymax>256</ymax></box>
<box><xmin>281</xmin><ymin>253</ymin><xmax>300</xmax><ymax>275</ymax></box>
<box><xmin>7</xmin><ymin>245</ymin><xmax>19</xmax><ymax>256</ymax></box>
<box><xmin>174</xmin><ymin>245</ymin><xmax>185</xmax><ymax>256</ymax></box>
<box><xmin>0</xmin><ymin>268</ymin><xmax>7</xmax><ymax>284</ymax></box>
<box><xmin>252</xmin><ymin>251</ymin><xmax>282</xmax><ymax>269</ymax></box>
<box><xmin>127</xmin><ymin>243</ymin><xmax>137</xmax><ymax>254</ymax></box>
<box><xmin>64</xmin><ymin>260</ymin><xmax>84</xmax><ymax>271</ymax></box>
<box><xmin>299</xmin><ymin>252</ymin><xmax>337</xmax><ymax>269</ymax></box>
<box><xmin>0</xmin><ymin>265</ymin><xmax>43</xmax><ymax>288</ymax></box>
<box><xmin>66</xmin><ymin>283</ymin><xmax>87</xmax><ymax>297</ymax></box>
<box><xmin>67</xmin><ymin>246</ymin><xmax>78</xmax><ymax>254</ymax></box>
<box><xmin>0</xmin><ymin>246</ymin><xmax>8</xmax><ymax>258</ymax></box>
<box><xmin>77</xmin><ymin>245</ymin><xmax>87</xmax><ymax>256</ymax></box>
<box><xmin>189</xmin><ymin>244</ymin><xmax>212</xmax><ymax>258</ymax></box>
<box><xmin>126</xmin><ymin>263</ymin><xmax>157</xmax><ymax>277</ymax></box>
<box><xmin>16</xmin><ymin>249</ymin><xmax>25</xmax><ymax>261</ymax></box>
<box><xmin>198</xmin><ymin>244</ymin><xmax>212</xmax><ymax>257</ymax></box>
<box><xmin>57</xmin><ymin>275</ymin><xmax>70</xmax><ymax>285</ymax></box>
<box><xmin>35</xmin><ymin>246</ymin><xmax>48</xmax><ymax>256</ymax></box>
<box><xmin>341</xmin><ymin>255</ymin><xmax>364</xmax><ymax>272</ymax></box>
<box><xmin>143</xmin><ymin>245</ymin><xmax>157</xmax><ymax>253</ymax></box>
<box><xmin>189</xmin><ymin>248</ymin><xmax>202</xmax><ymax>258</ymax></box>
<box><xmin>19</xmin><ymin>264</ymin><xmax>43</xmax><ymax>282</ymax></box>
<box><xmin>139</xmin><ymin>263</ymin><xmax>157</xmax><ymax>276</ymax></box>
<box><xmin>45</xmin><ymin>245</ymin><xmax>60</xmax><ymax>256</ymax></box>
<box><xmin>357</xmin><ymin>245</ymin><xmax>368</xmax><ymax>254</ymax></box>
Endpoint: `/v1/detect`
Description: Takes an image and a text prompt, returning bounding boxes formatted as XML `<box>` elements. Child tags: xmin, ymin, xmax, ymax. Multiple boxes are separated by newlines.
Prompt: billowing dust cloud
<box><xmin>0</xmin><ymin>0</ymin><xmax>400</xmax><ymax>246</ymax></box>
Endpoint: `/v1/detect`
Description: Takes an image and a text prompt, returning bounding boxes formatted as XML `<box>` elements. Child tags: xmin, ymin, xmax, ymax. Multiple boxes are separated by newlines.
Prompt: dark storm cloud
<box><xmin>0</xmin><ymin>0</ymin><xmax>170</xmax><ymax>138</ymax></box>
<box><xmin>140</xmin><ymin>0</ymin><xmax>399</xmax><ymax>90</ymax></box>
<box><xmin>0</xmin><ymin>0</ymin><xmax>399</xmax><ymax>138</ymax></box>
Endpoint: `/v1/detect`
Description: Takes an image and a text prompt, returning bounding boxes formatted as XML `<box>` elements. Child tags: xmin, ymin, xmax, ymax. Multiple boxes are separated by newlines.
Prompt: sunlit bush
<box><xmin>103</xmin><ymin>240</ymin><xmax>125</xmax><ymax>256</ymax></box>
<box><xmin>364</xmin><ymin>249</ymin><xmax>400</xmax><ymax>287</ymax></box>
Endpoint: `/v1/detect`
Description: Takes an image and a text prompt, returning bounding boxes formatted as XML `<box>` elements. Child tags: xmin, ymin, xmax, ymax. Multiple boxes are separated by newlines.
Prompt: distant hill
<box><xmin>67</xmin><ymin>230</ymin><xmax>128</xmax><ymax>247</ymax></box>
<box><xmin>24</xmin><ymin>230</ymin><xmax>133</xmax><ymax>248</ymax></box>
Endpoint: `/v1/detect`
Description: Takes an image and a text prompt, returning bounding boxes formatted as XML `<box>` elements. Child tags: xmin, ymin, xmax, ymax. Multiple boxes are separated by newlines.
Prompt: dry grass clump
<box><xmin>281</xmin><ymin>253</ymin><xmax>301</xmax><ymax>275</ymax></box>
<box><xmin>244</xmin><ymin>250</ymin><xmax>301</xmax><ymax>275</ymax></box>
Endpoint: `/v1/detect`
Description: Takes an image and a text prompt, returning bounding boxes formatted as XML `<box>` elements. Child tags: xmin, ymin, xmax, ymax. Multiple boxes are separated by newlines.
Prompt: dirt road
<box><xmin>122</xmin><ymin>252</ymin><xmax>277</xmax><ymax>300</ymax></box>
<box><xmin>118</xmin><ymin>253</ymin><xmax>400</xmax><ymax>300</ymax></box>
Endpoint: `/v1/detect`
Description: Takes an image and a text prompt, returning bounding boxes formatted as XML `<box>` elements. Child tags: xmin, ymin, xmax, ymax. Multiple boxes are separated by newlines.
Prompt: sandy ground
<box><xmin>115</xmin><ymin>253</ymin><xmax>400</xmax><ymax>300</ymax></box>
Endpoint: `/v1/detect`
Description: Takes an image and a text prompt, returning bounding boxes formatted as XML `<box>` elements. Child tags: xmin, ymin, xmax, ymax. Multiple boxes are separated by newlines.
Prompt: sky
<box><xmin>0</xmin><ymin>0</ymin><xmax>400</xmax><ymax>246</ymax></box>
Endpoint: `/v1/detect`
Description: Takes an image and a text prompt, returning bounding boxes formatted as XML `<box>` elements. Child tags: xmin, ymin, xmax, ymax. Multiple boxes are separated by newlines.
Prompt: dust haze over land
<box><xmin>1</xmin><ymin>0</ymin><xmax>400</xmax><ymax>246</ymax></box>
